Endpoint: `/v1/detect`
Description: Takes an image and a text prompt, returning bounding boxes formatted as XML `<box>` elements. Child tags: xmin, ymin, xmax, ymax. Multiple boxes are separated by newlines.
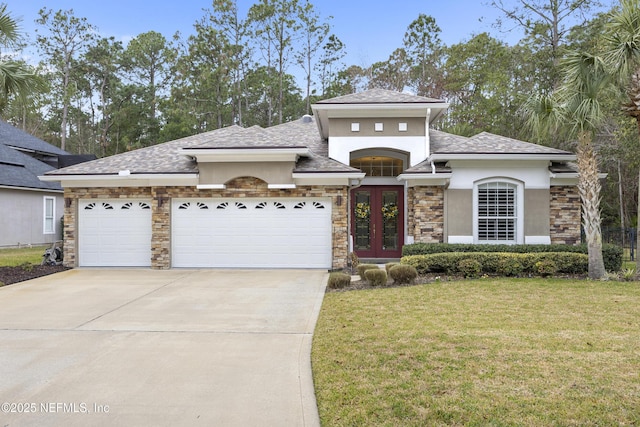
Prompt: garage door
<box><xmin>78</xmin><ymin>200</ymin><xmax>152</xmax><ymax>267</ymax></box>
<box><xmin>172</xmin><ymin>198</ymin><xmax>332</xmax><ymax>268</ymax></box>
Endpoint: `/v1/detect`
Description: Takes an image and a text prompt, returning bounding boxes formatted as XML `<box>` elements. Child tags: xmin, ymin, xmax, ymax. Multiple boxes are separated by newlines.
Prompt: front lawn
<box><xmin>312</xmin><ymin>278</ymin><xmax>640</xmax><ymax>426</ymax></box>
<box><xmin>0</xmin><ymin>245</ymin><xmax>47</xmax><ymax>266</ymax></box>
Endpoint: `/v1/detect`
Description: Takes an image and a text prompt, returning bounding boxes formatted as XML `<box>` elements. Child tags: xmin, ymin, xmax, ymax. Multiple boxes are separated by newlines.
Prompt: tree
<box><xmin>121</xmin><ymin>31</ymin><xmax>175</xmax><ymax>147</ymax></box>
<box><xmin>35</xmin><ymin>8</ymin><xmax>95</xmax><ymax>151</ymax></box>
<box><xmin>316</xmin><ymin>34</ymin><xmax>346</xmax><ymax>97</ymax></box>
<box><xmin>492</xmin><ymin>0</ymin><xmax>601</xmax><ymax>90</ymax></box>
<box><xmin>248</xmin><ymin>0</ymin><xmax>301</xmax><ymax>125</ymax></box>
<box><xmin>0</xmin><ymin>4</ymin><xmax>42</xmax><ymax>116</ymax></box>
<box><xmin>403</xmin><ymin>14</ymin><xmax>445</xmax><ymax>98</ymax></box>
<box><xmin>82</xmin><ymin>36</ymin><xmax>124</xmax><ymax>156</ymax></box>
<box><xmin>295</xmin><ymin>0</ymin><xmax>329</xmax><ymax>113</ymax></box>
<box><xmin>602</xmin><ymin>0</ymin><xmax>640</xmax><ymax>276</ymax></box>
<box><xmin>523</xmin><ymin>52</ymin><xmax>612</xmax><ymax>279</ymax></box>
<box><xmin>368</xmin><ymin>48</ymin><xmax>410</xmax><ymax>92</ymax></box>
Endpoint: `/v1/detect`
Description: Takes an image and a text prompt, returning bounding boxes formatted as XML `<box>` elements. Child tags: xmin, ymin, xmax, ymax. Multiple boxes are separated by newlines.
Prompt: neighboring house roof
<box><xmin>0</xmin><ymin>120</ymin><xmax>68</xmax><ymax>191</ymax></box>
<box><xmin>314</xmin><ymin>88</ymin><xmax>445</xmax><ymax>104</ymax></box>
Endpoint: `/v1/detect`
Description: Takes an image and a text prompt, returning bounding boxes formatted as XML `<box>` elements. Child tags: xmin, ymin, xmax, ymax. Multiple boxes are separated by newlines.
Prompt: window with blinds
<box><xmin>477</xmin><ymin>182</ymin><xmax>517</xmax><ymax>242</ymax></box>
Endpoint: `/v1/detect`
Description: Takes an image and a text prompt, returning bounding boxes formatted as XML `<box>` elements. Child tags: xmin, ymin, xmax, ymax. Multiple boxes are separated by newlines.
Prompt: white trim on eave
<box><xmin>181</xmin><ymin>147</ymin><xmax>309</xmax><ymax>163</ymax></box>
<box><xmin>430</xmin><ymin>153</ymin><xmax>577</xmax><ymax>162</ymax></box>
<box><xmin>38</xmin><ymin>174</ymin><xmax>198</xmax><ymax>188</ymax></box>
<box><xmin>0</xmin><ymin>184</ymin><xmax>63</xmax><ymax>193</ymax></box>
<box><xmin>292</xmin><ymin>172</ymin><xmax>365</xmax><ymax>186</ymax></box>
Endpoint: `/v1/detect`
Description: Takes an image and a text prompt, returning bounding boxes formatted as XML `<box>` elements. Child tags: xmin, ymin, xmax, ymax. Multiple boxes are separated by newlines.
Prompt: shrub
<box><xmin>402</xmin><ymin>243</ymin><xmax>623</xmax><ymax>271</ymax></box>
<box><xmin>348</xmin><ymin>252</ymin><xmax>360</xmax><ymax>273</ymax></box>
<box><xmin>621</xmin><ymin>268</ymin><xmax>637</xmax><ymax>282</ymax></box>
<box><xmin>535</xmin><ymin>259</ymin><xmax>557</xmax><ymax>277</ymax></box>
<box><xmin>327</xmin><ymin>272</ymin><xmax>351</xmax><ymax>289</ymax></box>
<box><xmin>389</xmin><ymin>264</ymin><xmax>418</xmax><ymax>284</ymax></box>
<box><xmin>400</xmin><ymin>252</ymin><xmax>589</xmax><ymax>277</ymax></box>
<box><xmin>457</xmin><ymin>258</ymin><xmax>482</xmax><ymax>278</ymax></box>
<box><xmin>364</xmin><ymin>269</ymin><xmax>387</xmax><ymax>286</ymax></box>
<box><xmin>357</xmin><ymin>264</ymin><xmax>379</xmax><ymax>278</ymax></box>
<box><xmin>401</xmin><ymin>256</ymin><xmax>429</xmax><ymax>275</ymax></box>
<box><xmin>385</xmin><ymin>262</ymin><xmax>400</xmax><ymax>273</ymax></box>
<box><xmin>497</xmin><ymin>255</ymin><xmax>524</xmax><ymax>277</ymax></box>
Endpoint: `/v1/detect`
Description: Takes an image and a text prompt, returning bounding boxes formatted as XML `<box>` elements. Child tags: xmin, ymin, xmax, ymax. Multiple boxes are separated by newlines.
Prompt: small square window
<box><xmin>351</xmin><ymin>122</ymin><xmax>360</xmax><ymax>132</ymax></box>
<box><xmin>375</xmin><ymin>122</ymin><xmax>384</xmax><ymax>132</ymax></box>
<box><xmin>399</xmin><ymin>122</ymin><xmax>408</xmax><ymax>132</ymax></box>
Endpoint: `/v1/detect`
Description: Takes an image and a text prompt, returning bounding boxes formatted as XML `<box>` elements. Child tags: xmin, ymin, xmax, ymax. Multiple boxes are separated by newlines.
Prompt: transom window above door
<box><xmin>350</xmin><ymin>156</ymin><xmax>404</xmax><ymax>177</ymax></box>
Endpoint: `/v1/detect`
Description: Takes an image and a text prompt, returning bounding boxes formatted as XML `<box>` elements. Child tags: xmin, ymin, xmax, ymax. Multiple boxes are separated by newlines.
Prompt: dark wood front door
<box><xmin>351</xmin><ymin>186</ymin><xmax>404</xmax><ymax>259</ymax></box>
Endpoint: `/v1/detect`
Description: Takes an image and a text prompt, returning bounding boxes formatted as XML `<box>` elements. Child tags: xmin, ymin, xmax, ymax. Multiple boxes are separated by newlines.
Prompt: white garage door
<box><xmin>78</xmin><ymin>200</ymin><xmax>152</xmax><ymax>267</ymax></box>
<box><xmin>172</xmin><ymin>198</ymin><xmax>332</xmax><ymax>268</ymax></box>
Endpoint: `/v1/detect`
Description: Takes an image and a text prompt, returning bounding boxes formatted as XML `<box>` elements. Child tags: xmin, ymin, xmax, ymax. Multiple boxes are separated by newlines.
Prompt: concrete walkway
<box><xmin>0</xmin><ymin>269</ymin><xmax>327</xmax><ymax>426</ymax></box>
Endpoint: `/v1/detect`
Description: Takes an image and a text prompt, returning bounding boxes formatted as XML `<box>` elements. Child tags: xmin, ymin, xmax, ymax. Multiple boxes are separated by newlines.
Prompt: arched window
<box><xmin>473</xmin><ymin>179</ymin><xmax>523</xmax><ymax>244</ymax></box>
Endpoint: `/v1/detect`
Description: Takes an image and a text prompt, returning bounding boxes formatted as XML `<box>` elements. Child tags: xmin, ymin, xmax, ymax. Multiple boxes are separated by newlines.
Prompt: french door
<box><xmin>351</xmin><ymin>186</ymin><xmax>404</xmax><ymax>258</ymax></box>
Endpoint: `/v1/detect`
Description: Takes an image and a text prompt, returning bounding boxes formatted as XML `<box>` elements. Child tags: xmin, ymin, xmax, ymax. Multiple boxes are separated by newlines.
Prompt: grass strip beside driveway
<box><xmin>312</xmin><ymin>278</ymin><xmax>640</xmax><ymax>426</ymax></box>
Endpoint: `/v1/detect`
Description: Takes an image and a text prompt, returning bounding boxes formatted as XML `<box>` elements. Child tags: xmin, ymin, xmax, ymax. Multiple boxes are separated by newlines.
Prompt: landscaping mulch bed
<box><xmin>0</xmin><ymin>265</ymin><xmax>69</xmax><ymax>286</ymax></box>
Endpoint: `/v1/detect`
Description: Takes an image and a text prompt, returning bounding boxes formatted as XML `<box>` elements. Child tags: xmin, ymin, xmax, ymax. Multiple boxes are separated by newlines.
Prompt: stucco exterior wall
<box><xmin>524</xmin><ymin>189</ymin><xmax>551</xmax><ymax>237</ymax></box>
<box><xmin>63</xmin><ymin>178</ymin><xmax>349</xmax><ymax>270</ymax></box>
<box><xmin>444</xmin><ymin>189</ymin><xmax>473</xmax><ymax>238</ymax></box>
<box><xmin>1</xmin><ymin>188</ymin><xmax>64</xmax><ymax>247</ymax></box>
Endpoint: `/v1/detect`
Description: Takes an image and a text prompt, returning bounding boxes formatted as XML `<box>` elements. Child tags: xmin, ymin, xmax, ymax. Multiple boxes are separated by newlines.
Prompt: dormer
<box><xmin>311</xmin><ymin>89</ymin><xmax>449</xmax><ymax>168</ymax></box>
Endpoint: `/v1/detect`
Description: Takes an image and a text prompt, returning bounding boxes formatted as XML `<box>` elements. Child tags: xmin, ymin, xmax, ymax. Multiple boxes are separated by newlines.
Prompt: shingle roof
<box><xmin>315</xmin><ymin>88</ymin><xmax>445</xmax><ymax>104</ymax></box>
<box><xmin>432</xmin><ymin>131</ymin><xmax>572</xmax><ymax>155</ymax></box>
<box><xmin>0</xmin><ymin>120</ymin><xmax>67</xmax><ymax>156</ymax></box>
<box><xmin>44</xmin><ymin>116</ymin><xmax>573</xmax><ymax>178</ymax></box>
<box><xmin>0</xmin><ymin>120</ymin><xmax>67</xmax><ymax>191</ymax></box>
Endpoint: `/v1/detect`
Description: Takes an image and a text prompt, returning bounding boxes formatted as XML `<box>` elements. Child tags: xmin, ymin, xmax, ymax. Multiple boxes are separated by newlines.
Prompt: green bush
<box><xmin>401</xmin><ymin>255</ymin><xmax>430</xmax><ymax>275</ymax></box>
<box><xmin>357</xmin><ymin>264</ymin><xmax>379</xmax><ymax>278</ymax></box>
<box><xmin>327</xmin><ymin>272</ymin><xmax>352</xmax><ymax>289</ymax></box>
<box><xmin>535</xmin><ymin>259</ymin><xmax>558</xmax><ymax>277</ymax></box>
<box><xmin>497</xmin><ymin>255</ymin><xmax>525</xmax><ymax>277</ymax></box>
<box><xmin>385</xmin><ymin>262</ymin><xmax>400</xmax><ymax>273</ymax></box>
<box><xmin>389</xmin><ymin>264</ymin><xmax>418</xmax><ymax>284</ymax></box>
<box><xmin>364</xmin><ymin>269</ymin><xmax>387</xmax><ymax>286</ymax></box>
<box><xmin>458</xmin><ymin>258</ymin><xmax>482</xmax><ymax>278</ymax></box>
<box><xmin>400</xmin><ymin>252</ymin><xmax>588</xmax><ymax>276</ymax></box>
<box><xmin>402</xmin><ymin>243</ymin><xmax>622</xmax><ymax>272</ymax></box>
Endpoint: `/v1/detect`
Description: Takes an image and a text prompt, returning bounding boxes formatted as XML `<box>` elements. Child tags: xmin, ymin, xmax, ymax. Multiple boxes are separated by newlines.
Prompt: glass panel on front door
<box><xmin>352</xmin><ymin>186</ymin><xmax>403</xmax><ymax>258</ymax></box>
<box><xmin>381</xmin><ymin>191</ymin><xmax>399</xmax><ymax>251</ymax></box>
<box><xmin>354</xmin><ymin>191</ymin><xmax>371</xmax><ymax>251</ymax></box>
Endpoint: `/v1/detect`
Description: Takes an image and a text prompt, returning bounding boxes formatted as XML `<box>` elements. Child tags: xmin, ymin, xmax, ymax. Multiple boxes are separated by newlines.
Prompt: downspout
<box><xmin>347</xmin><ymin>177</ymin><xmax>364</xmax><ymax>265</ymax></box>
<box><xmin>425</xmin><ymin>108</ymin><xmax>431</xmax><ymax>162</ymax></box>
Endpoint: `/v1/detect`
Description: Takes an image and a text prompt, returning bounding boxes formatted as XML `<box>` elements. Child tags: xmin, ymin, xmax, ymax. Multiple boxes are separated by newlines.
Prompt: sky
<box><xmin>9</xmin><ymin>0</ymin><xmax>527</xmax><ymax>68</ymax></box>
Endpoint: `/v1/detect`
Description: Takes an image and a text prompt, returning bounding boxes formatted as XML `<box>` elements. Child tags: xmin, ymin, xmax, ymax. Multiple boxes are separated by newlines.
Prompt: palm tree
<box><xmin>523</xmin><ymin>52</ymin><xmax>611</xmax><ymax>279</ymax></box>
<box><xmin>0</xmin><ymin>3</ymin><xmax>41</xmax><ymax>113</ymax></box>
<box><xmin>603</xmin><ymin>0</ymin><xmax>640</xmax><ymax>277</ymax></box>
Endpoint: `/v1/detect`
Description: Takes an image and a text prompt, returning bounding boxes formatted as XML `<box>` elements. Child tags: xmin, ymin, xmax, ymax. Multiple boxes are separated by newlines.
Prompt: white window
<box><xmin>398</xmin><ymin>122</ymin><xmax>408</xmax><ymax>132</ymax></box>
<box><xmin>44</xmin><ymin>197</ymin><xmax>55</xmax><ymax>234</ymax></box>
<box><xmin>351</xmin><ymin>122</ymin><xmax>360</xmax><ymax>132</ymax></box>
<box><xmin>375</xmin><ymin>122</ymin><xmax>384</xmax><ymax>132</ymax></box>
<box><xmin>473</xmin><ymin>179</ymin><xmax>523</xmax><ymax>244</ymax></box>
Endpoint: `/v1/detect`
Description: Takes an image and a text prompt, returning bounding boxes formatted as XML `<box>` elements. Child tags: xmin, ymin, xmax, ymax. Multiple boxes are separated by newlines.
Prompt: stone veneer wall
<box><xmin>549</xmin><ymin>185</ymin><xmax>581</xmax><ymax>245</ymax></box>
<box><xmin>408</xmin><ymin>186</ymin><xmax>444</xmax><ymax>243</ymax></box>
<box><xmin>63</xmin><ymin>177</ymin><xmax>349</xmax><ymax>270</ymax></box>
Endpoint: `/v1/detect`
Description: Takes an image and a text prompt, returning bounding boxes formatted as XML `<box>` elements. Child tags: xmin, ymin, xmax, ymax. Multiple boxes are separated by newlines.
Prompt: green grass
<box><xmin>0</xmin><ymin>246</ymin><xmax>47</xmax><ymax>266</ymax></box>
<box><xmin>312</xmin><ymin>278</ymin><xmax>640</xmax><ymax>426</ymax></box>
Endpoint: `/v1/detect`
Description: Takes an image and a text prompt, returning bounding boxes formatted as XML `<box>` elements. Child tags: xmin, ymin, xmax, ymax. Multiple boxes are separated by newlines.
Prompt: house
<box><xmin>40</xmin><ymin>89</ymin><xmax>581</xmax><ymax>269</ymax></box>
<box><xmin>0</xmin><ymin>120</ymin><xmax>70</xmax><ymax>247</ymax></box>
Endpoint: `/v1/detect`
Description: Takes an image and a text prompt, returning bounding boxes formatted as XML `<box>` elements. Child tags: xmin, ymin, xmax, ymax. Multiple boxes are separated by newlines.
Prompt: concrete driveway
<box><xmin>0</xmin><ymin>269</ymin><xmax>327</xmax><ymax>426</ymax></box>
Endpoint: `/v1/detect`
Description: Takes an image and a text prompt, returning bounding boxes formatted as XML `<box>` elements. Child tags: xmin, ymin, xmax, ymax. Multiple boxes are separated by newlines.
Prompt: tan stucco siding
<box><xmin>328</xmin><ymin>118</ymin><xmax>425</xmax><ymax>137</ymax></box>
<box><xmin>445</xmin><ymin>189</ymin><xmax>473</xmax><ymax>236</ymax></box>
<box><xmin>524</xmin><ymin>189</ymin><xmax>550</xmax><ymax>237</ymax></box>
<box><xmin>198</xmin><ymin>162</ymin><xmax>295</xmax><ymax>186</ymax></box>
